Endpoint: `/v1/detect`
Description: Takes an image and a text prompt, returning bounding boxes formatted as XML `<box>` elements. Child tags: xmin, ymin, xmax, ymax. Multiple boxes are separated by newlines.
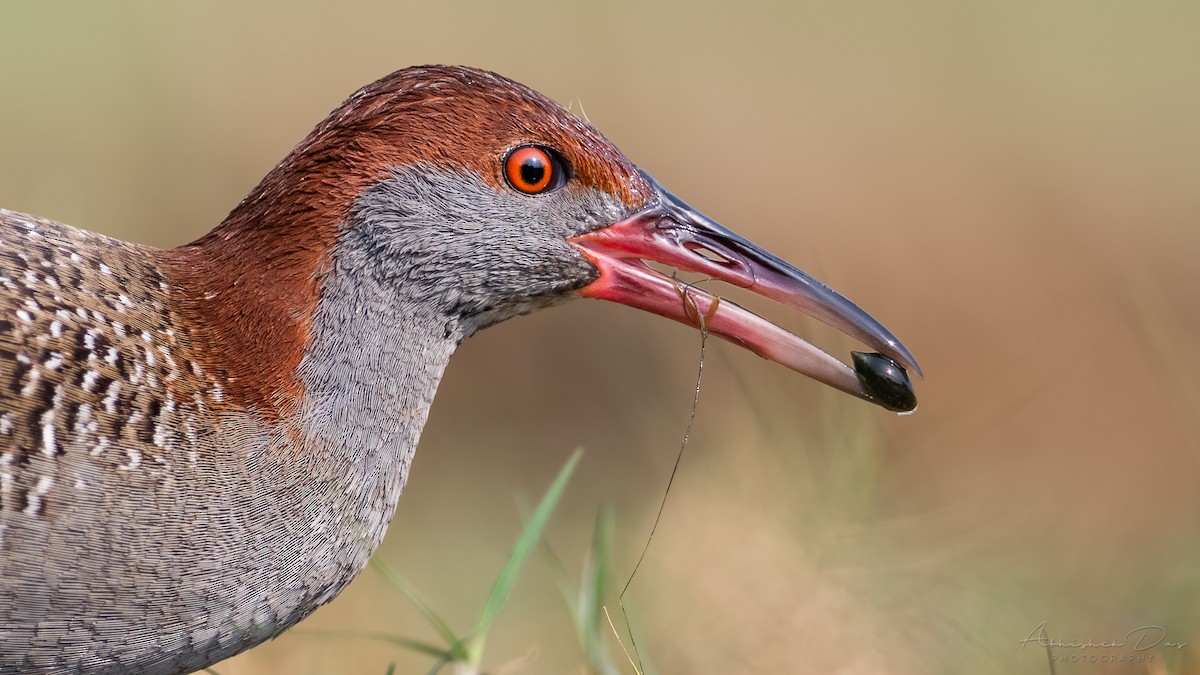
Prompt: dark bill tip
<box><xmin>851</xmin><ymin>351</ymin><xmax>917</xmax><ymax>413</ymax></box>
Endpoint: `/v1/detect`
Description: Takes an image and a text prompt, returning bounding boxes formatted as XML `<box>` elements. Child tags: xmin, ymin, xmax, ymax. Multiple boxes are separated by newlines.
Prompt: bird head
<box><xmin>181</xmin><ymin>65</ymin><xmax>919</xmax><ymax>414</ymax></box>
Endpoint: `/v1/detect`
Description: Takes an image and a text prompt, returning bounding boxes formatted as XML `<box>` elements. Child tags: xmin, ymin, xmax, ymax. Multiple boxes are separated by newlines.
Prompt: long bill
<box><xmin>568</xmin><ymin>170</ymin><xmax>921</xmax><ymax>412</ymax></box>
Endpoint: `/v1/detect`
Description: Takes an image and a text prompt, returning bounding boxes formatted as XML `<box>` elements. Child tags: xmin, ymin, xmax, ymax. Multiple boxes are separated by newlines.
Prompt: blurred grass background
<box><xmin>2</xmin><ymin>1</ymin><xmax>1198</xmax><ymax>673</ymax></box>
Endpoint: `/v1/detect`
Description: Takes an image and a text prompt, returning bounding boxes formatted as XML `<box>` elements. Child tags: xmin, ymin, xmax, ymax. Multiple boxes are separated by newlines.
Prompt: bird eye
<box><xmin>503</xmin><ymin>145</ymin><xmax>566</xmax><ymax>195</ymax></box>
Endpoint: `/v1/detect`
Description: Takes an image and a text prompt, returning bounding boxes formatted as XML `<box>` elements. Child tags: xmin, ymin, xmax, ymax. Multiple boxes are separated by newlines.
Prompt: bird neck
<box><xmin>294</xmin><ymin>233</ymin><xmax>461</xmax><ymax>490</ymax></box>
<box><xmin>254</xmin><ymin>252</ymin><xmax>459</xmax><ymax>608</ymax></box>
<box><xmin>151</xmin><ymin>212</ymin><xmax>463</xmax><ymax>639</ymax></box>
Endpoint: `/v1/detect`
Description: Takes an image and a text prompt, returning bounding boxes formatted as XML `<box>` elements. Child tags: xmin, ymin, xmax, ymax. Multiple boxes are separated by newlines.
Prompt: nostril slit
<box><xmin>686</xmin><ymin>243</ymin><xmax>733</xmax><ymax>265</ymax></box>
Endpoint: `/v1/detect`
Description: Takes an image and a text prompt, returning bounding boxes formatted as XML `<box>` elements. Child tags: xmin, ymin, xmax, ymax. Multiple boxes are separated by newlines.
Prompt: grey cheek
<box><xmin>343</xmin><ymin>166</ymin><xmax>627</xmax><ymax>325</ymax></box>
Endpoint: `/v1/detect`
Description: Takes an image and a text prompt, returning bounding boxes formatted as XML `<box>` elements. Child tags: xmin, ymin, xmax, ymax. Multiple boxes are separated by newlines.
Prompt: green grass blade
<box><xmin>293</xmin><ymin>627</ymin><xmax>452</xmax><ymax>659</ymax></box>
<box><xmin>539</xmin><ymin>532</ymin><xmax>580</xmax><ymax>618</ymax></box>
<box><xmin>369</xmin><ymin>635</ymin><xmax>449</xmax><ymax>660</ymax></box>
<box><xmin>578</xmin><ymin>506</ymin><xmax>615</xmax><ymax>673</ymax></box>
<box><xmin>371</xmin><ymin>558</ymin><xmax>467</xmax><ymax>660</ymax></box>
<box><xmin>425</xmin><ymin>652</ymin><xmax>454</xmax><ymax>675</ymax></box>
<box><xmin>465</xmin><ymin>448</ymin><xmax>583</xmax><ymax>663</ymax></box>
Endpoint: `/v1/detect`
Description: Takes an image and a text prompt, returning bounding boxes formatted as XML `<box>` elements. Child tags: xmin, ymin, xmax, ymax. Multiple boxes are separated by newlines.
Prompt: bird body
<box><xmin>0</xmin><ymin>66</ymin><xmax>918</xmax><ymax>673</ymax></box>
<box><xmin>0</xmin><ymin>208</ymin><xmax>436</xmax><ymax>671</ymax></box>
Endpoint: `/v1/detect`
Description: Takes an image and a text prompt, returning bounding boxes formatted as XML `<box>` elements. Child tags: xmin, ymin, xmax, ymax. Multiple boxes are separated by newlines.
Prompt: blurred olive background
<box><xmin>2</xmin><ymin>1</ymin><xmax>1199</xmax><ymax>673</ymax></box>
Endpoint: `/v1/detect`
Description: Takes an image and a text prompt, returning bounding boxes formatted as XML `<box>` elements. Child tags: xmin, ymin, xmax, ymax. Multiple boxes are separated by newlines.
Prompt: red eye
<box><xmin>504</xmin><ymin>145</ymin><xmax>563</xmax><ymax>194</ymax></box>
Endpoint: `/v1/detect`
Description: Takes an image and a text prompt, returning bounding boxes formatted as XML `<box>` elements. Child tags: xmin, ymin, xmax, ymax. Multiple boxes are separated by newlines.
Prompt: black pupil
<box><xmin>519</xmin><ymin>155</ymin><xmax>547</xmax><ymax>186</ymax></box>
